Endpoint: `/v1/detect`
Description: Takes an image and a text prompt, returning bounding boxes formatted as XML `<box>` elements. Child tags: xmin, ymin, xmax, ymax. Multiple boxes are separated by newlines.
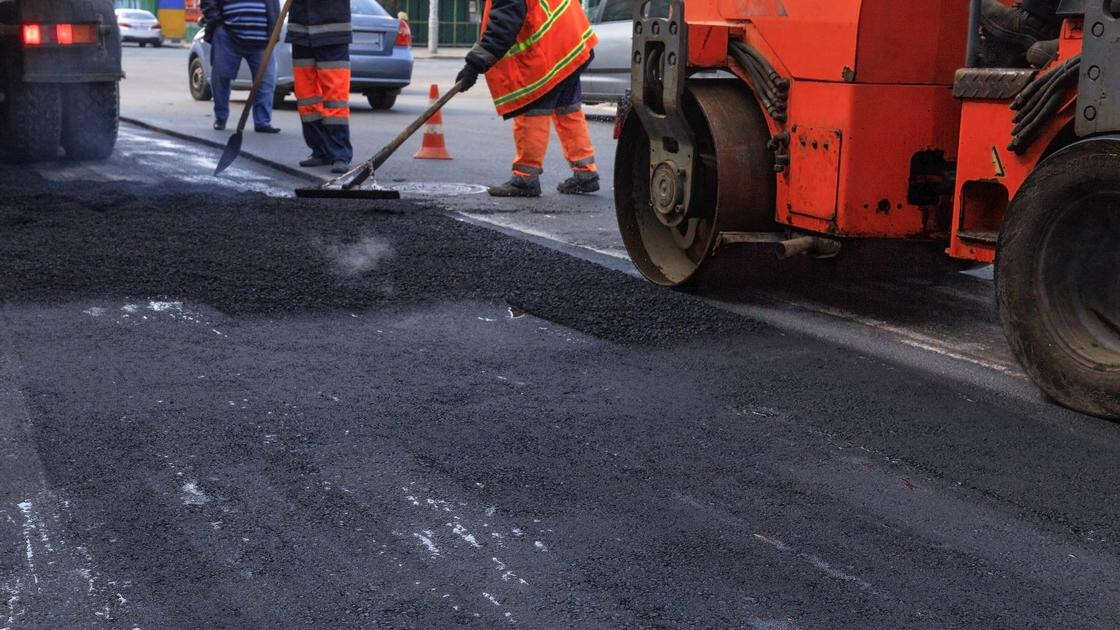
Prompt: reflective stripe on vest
<box><xmin>482</xmin><ymin>0</ymin><xmax>597</xmax><ymax>117</ymax></box>
<box><xmin>493</xmin><ymin>26</ymin><xmax>593</xmax><ymax>107</ymax></box>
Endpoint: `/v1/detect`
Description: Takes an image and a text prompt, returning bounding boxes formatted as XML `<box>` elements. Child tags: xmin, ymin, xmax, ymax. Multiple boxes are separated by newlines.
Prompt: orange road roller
<box><xmin>615</xmin><ymin>0</ymin><xmax>1119</xmax><ymax>418</ymax></box>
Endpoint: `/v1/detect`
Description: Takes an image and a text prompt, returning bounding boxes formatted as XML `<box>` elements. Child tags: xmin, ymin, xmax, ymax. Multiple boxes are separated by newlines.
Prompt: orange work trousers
<box><xmin>511</xmin><ymin>105</ymin><xmax>597</xmax><ymax>180</ymax></box>
<box><xmin>292</xmin><ymin>43</ymin><xmax>353</xmax><ymax>162</ymax></box>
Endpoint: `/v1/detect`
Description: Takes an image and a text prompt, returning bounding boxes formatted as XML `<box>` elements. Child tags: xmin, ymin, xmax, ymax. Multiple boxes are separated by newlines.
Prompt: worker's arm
<box><xmin>469</xmin><ymin>0</ymin><xmax>528</xmax><ymax>69</ymax></box>
<box><xmin>456</xmin><ymin>0</ymin><xmax>527</xmax><ymax>91</ymax></box>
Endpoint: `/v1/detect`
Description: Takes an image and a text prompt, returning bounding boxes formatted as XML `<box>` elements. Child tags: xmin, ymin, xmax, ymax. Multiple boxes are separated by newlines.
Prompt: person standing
<box><xmin>201</xmin><ymin>0</ymin><xmax>282</xmax><ymax>133</ymax></box>
<box><xmin>455</xmin><ymin>0</ymin><xmax>599</xmax><ymax>197</ymax></box>
<box><xmin>286</xmin><ymin>0</ymin><xmax>353</xmax><ymax>173</ymax></box>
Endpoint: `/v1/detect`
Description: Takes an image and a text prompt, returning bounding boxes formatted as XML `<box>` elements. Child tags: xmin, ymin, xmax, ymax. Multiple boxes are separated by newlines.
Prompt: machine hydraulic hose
<box><xmin>1009</xmin><ymin>55</ymin><xmax>1080</xmax><ymax>153</ymax></box>
<box><xmin>729</xmin><ymin>40</ymin><xmax>788</xmax><ymax>122</ymax></box>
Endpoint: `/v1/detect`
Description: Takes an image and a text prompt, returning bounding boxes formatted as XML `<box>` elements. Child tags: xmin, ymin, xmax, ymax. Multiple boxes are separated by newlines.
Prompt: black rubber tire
<box><xmin>273</xmin><ymin>90</ymin><xmax>288</xmax><ymax>110</ymax></box>
<box><xmin>3</xmin><ymin>82</ymin><xmax>62</xmax><ymax>162</ymax></box>
<box><xmin>153</xmin><ymin>40</ymin><xmax>162</xmax><ymax>48</ymax></box>
<box><xmin>61</xmin><ymin>82</ymin><xmax>119</xmax><ymax>161</ymax></box>
<box><xmin>189</xmin><ymin>56</ymin><xmax>212</xmax><ymax>101</ymax></box>
<box><xmin>139</xmin><ymin>42</ymin><xmax>147</xmax><ymax>47</ymax></box>
<box><xmin>365</xmin><ymin>90</ymin><xmax>397</xmax><ymax>110</ymax></box>
<box><xmin>997</xmin><ymin>138</ymin><xmax>1120</xmax><ymax>419</ymax></box>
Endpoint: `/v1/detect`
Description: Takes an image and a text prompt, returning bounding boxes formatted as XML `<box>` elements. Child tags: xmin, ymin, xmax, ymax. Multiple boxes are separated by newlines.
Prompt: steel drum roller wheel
<box><xmin>615</xmin><ymin>82</ymin><xmax>776</xmax><ymax>287</ymax></box>
<box><xmin>997</xmin><ymin>138</ymin><xmax>1120</xmax><ymax>419</ymax></box>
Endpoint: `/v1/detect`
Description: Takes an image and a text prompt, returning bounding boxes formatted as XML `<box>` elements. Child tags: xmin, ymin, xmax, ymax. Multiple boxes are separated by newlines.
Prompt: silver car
<box><xmin>581</xmin><ymin>0</ymin><xmax>633</xmax><ymax>103</ymax></box>
<box><xmin>116</xmin><ymin>8</ymin><xmax>163</xmax><ymax>47</ymax></box>
<box><xmin>188</xmin><ymin>0</ymin><xmax>413</xmax><ymax>110</ymax></box>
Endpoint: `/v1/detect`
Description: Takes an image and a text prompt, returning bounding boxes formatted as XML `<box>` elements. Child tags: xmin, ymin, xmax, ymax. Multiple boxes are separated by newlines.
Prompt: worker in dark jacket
<box><xmin>455</xmin><ymin>0</ymin><xmax>599</xmax><ymax>197</ymax></box>
<box><xmin>201</xmin><ymin>0</ymin><xmax>281</xmax><ymax>133</ymax></box>
<box><xmin>286</xmin><ymin>0</ymin><xmax>353</xmax><ymax>173</ymax></box>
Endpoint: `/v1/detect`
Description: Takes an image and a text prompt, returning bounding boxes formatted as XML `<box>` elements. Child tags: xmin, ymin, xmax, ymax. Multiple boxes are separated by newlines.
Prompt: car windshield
<box><xmin>118</xmin><ymin>10</ymin><xmax>155</xmax><ymax>20</ymax></box>
<box><xmin>351</xmin><ymin>0</ymin><xmax>389</xmax><ymax>16</ymax></box>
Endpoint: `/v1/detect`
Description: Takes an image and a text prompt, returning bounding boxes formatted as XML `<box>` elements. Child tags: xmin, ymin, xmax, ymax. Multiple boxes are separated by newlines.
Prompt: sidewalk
<box><xmin>409</xmin><ymin>46</ymin><xmax>471</xmax><ymax>60</ymax></box>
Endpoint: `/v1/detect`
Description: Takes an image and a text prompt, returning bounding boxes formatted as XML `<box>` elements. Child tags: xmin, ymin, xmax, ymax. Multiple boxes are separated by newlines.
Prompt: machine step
<box><xmin>957</xmin><ymin>229</ymin><xmax>999</xmax><ymax>245</ymax></box>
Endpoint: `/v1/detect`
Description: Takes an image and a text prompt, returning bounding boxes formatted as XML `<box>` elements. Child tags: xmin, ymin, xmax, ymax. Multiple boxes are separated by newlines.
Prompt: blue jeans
<box><xmin>210</xmin><ymin>26</ymin><xmax>276</xmax><ymax>127</ymax></box>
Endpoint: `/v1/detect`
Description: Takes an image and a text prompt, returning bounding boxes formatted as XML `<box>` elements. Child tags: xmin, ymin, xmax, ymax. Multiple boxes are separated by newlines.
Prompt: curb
<box><xmin>120</xmin><ymin>116</ymin><xmax>326</xmax><ymax>184</ymax></box>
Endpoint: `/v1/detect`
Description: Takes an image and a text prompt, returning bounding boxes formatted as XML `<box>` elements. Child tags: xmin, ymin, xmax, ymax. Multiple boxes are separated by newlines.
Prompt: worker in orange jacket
<box><xmin>455</xmin><ymin>0</ymin><xmax>599</xmax><ymax>197</ymax></box>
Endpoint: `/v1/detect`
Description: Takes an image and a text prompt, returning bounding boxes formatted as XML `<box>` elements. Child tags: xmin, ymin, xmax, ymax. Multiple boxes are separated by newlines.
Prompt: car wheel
<box><xmin>154</xmin><ymin>40</ymin><xmax>162</xmax><ymax>48</ymax></box>
<box><xmin>189</xmin><ymin>56</ymin><xmax>212</xmax><ymax>101</ymax></box>
<box><xmin>365</xmin><ymin>90</ymin><xmax>397</xmax><ymax>110</ymax></box>
<box><xmin>139</xmin><ymin>41</ymin><xmax>147</xmax><ymax>47</ymax></box>
<box><xmin>272</xmin><ymin>91</ymin><xmax>288</xmax><ymax>110</ymax></box>
<box><xmin>61</xmin><ymin>82</ymin><xmax>119</xmax><ymax>161</ymax></box>
<box><xmin>2</xmin><ymin>81</ymin><xmax>62</xmax><ymax>162</ymax></box>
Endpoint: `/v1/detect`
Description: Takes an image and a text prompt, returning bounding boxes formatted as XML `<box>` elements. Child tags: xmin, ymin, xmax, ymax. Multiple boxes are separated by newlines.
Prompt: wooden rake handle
<box><xmin>326</xmin><ymin>81</ymin><xmax>465</xmax><ymax>190</ymax></box>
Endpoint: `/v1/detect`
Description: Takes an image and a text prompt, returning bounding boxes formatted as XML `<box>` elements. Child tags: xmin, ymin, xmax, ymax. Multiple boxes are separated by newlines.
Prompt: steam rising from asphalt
<box><xmin>318</xmin><ymin>236</ymin><xmax>394</xmax><ymax>276</ymax></box>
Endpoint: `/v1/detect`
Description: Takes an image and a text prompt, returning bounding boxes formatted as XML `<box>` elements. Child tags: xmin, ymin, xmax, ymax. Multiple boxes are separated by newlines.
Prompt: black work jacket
<box><xmin>200</xmin><ymin>0</ymin><xmax>281</xmax><ymax>43</ymax></box>
<box><xmin>285</xmin><ymin>0</ymin><xmax>352</xmax><ymax>47</ymax></box>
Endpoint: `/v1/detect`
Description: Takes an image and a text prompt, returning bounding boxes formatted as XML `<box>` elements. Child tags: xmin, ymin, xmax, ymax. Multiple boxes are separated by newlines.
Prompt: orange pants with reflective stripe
<box><xmin>512</xmin><ymin>108</ymin><xmax>597</xmax><ymax>179</ymax></box>
<box><xmin>292</xmin><ymin>43</ymin><xmax>352</xmax><ymax>162</ymax></box>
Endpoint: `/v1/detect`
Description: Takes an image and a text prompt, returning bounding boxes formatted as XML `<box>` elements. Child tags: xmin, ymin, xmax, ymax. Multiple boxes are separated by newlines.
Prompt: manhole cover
<box><xmin>390</xmin><ymin>182</ymin><xmax>488</xmax><ymax>196</ymax></box>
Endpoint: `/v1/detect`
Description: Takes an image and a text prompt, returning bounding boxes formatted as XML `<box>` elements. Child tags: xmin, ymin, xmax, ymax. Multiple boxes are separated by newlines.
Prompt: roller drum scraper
<box><xmin>294</xmin><ymin>82</ymin><xmax>464</xmax><ymax>200</ymax></box>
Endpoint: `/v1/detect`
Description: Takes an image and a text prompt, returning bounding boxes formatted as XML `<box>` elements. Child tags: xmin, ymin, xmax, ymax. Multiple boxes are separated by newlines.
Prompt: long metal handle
<box><xmin>237</xmin><ymin>0</ymin><xmax>294</xmax><ymax>133</ymax></box>
<box><xmin>324</xmin><ymin>81</ymin><xmax>465</xmax><ymax>190</ymax></box>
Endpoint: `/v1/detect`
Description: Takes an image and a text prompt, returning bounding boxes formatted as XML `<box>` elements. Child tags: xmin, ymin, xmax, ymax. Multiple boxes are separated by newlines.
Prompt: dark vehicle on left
<box><xmin>0</xmin><ymin>0</ymin><xmax>122</xmax><ymax>161</ymax></box>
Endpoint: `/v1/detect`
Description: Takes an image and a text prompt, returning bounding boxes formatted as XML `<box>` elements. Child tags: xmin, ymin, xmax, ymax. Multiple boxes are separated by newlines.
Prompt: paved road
<box><xmin>121</xmin><ymin>46</ymin><xmax>623</xmax><ymax>256</ymax></box>
<box><xmin>121</xmin><ymin>45</ymin><xmax>1015</xmax><ymax>382</ymax></box>
<box><xmin>3</xmin><ymin>126</ymin><xmax>1120</xmax><ymax>628</ymax></box>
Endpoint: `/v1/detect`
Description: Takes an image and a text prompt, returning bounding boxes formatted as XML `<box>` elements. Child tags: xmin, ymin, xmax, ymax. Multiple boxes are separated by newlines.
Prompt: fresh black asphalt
<box><xmin>2</xmin><ymin>163</ymin><xmax>1119</xmax><ymax>628</ymax></box>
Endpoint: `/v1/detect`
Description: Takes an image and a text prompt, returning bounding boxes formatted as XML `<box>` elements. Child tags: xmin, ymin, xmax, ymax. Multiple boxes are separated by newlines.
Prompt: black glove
<box><xmin>456</xmin><ymin>63</ymin><xmax>480</xmax><ymax>92</ymax></box>
<box><xmin>203</xmin><ymin>19</ymin><xmax>221</xmax><ymax>43</ymax></box>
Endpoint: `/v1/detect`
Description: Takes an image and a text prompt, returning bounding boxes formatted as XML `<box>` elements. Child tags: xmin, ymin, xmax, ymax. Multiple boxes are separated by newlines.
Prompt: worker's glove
<box><xmin>455</xmin><ymin>63</ymin><xmax>480</xmax><ymax>92</ymax></box>
<box><xmin>456</xmin><ymin>47</ymin><xmax>493</xmax><ymax>92</ymax></box>
<box><xmin>203</xmin><ymin>19</ymin><xmax>221</xmax><ymax>43</ymax></box>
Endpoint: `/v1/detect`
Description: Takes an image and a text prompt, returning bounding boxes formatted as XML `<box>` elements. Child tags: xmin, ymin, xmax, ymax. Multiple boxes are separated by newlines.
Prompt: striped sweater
<box><xmin>222</xmin><ymin>0</ymin><xmax>270</xmax><ymax>45</ymax></box>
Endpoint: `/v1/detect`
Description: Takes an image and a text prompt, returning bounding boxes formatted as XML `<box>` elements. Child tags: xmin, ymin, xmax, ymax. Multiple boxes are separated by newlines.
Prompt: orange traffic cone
<box><xmin>413</xmin><ymin>84</ymin><xmax>453</xmax><ymax>160</ymax></box>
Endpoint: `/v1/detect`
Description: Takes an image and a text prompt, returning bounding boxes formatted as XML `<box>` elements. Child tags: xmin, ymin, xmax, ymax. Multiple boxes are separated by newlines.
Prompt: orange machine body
<box><xmin>682</xmin><ymin>0</ymin><xmax>1077</xmax><ymax>262</ymax></box>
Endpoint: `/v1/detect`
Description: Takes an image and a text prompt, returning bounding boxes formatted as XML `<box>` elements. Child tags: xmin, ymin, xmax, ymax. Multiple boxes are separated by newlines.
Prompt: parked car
<box><xmin>581</xmin><ymin>0</ymin><xmax>632</xmax><ymax>103</ymax></box>
<box><xmin>581</xmin><ymin>0</ymin><xmax>671</xmax><ymax>103</ymax></box>
<box><xmin>188</xmin><ymin>0</ymin><xmax>412</xmax><ymax>110</ymax></box>
<box><xmin>116</xmin><ymin>8</ymin><xmax>163</xmax><ymax>47</ymax></box>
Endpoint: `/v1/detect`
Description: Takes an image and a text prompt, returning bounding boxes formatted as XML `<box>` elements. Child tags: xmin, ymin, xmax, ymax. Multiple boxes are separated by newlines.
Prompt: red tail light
<box><xmin>22</xmin><ymin>24</ymin><xmax>41</xmax><ymax>46</ymax></box>
<box><xmin>56</xmin><ymin>24</ymin><xmax>73</xmax><ymax>45</ymax></box>
<box><xmin>152</xmin><ymin>24</ymin><xmax>161</xmax><ymax>29</ymax></box>
<box><xmin>119</xmin><ymin>22</ymin><xmax>131</xmax><ymax>28</ymax></box>
<box><xmin>395</xmin><ymin>20</ymin><xmax>411</xmax><ymax>47</ymax></box>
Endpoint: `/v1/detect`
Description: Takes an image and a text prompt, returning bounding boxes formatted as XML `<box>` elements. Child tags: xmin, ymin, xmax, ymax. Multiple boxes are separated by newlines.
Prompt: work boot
<box><xmin>556</xmin><ymin>171</ymin><xmax>600</xmax><ymax>195</ymax></box>
<box><xmin>1027</xmin><ymin>38</ymin><xmax>1059</xmax><ymax>68</ymax></box>
<box><xmin>300</xmin><ymin>156</ymin><xmax>329</xmax><ymax>167</ymax></box>
<box><xmin>488</xmin><ymin>175</ymin><xmax>541</xmax><ymax>198</ymax></box>
<box><xmin>213</xmin><ymin>119</ymin><xmax>226</xmax><ymax>131</ymax></box>
<box><xmin>979</xmin><ymin>0</ymin><xmax>1058</xmax><ymax>52</ymax></box>
<box><xmin>331</xmin><ymin>161</ymin><xmax>351</xmax><ymax>174</ymax></box>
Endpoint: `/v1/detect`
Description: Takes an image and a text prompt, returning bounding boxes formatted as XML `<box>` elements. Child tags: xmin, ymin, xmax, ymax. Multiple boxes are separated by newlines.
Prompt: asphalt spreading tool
<box><xmin>213</xmin><ymin>0</ymin><xmax>294</xmax><ymax>176</ymax></box>
<box><xmin>294</xmin><ymin>81</ymin><xmax>463</xmax><ymax>200</ymax></box>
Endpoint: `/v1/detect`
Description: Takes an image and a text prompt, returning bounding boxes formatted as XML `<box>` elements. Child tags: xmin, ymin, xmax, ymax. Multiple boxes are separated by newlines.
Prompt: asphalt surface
<box><xmin>121</xmin><ymin>47</ymin><xmax>624</xmax><ymax>255</ymax></box>
<box><xmin>3</xmin><ymin>128</ymin><xmax>1120</xmax><ymax>629</ymax></box>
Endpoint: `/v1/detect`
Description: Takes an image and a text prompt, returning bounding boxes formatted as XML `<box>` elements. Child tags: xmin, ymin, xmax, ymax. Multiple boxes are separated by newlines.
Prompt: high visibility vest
<box><xmin>483</xmin><ymin>0</ymin><xmax>598</xmax><ymax>117</ymax></box>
